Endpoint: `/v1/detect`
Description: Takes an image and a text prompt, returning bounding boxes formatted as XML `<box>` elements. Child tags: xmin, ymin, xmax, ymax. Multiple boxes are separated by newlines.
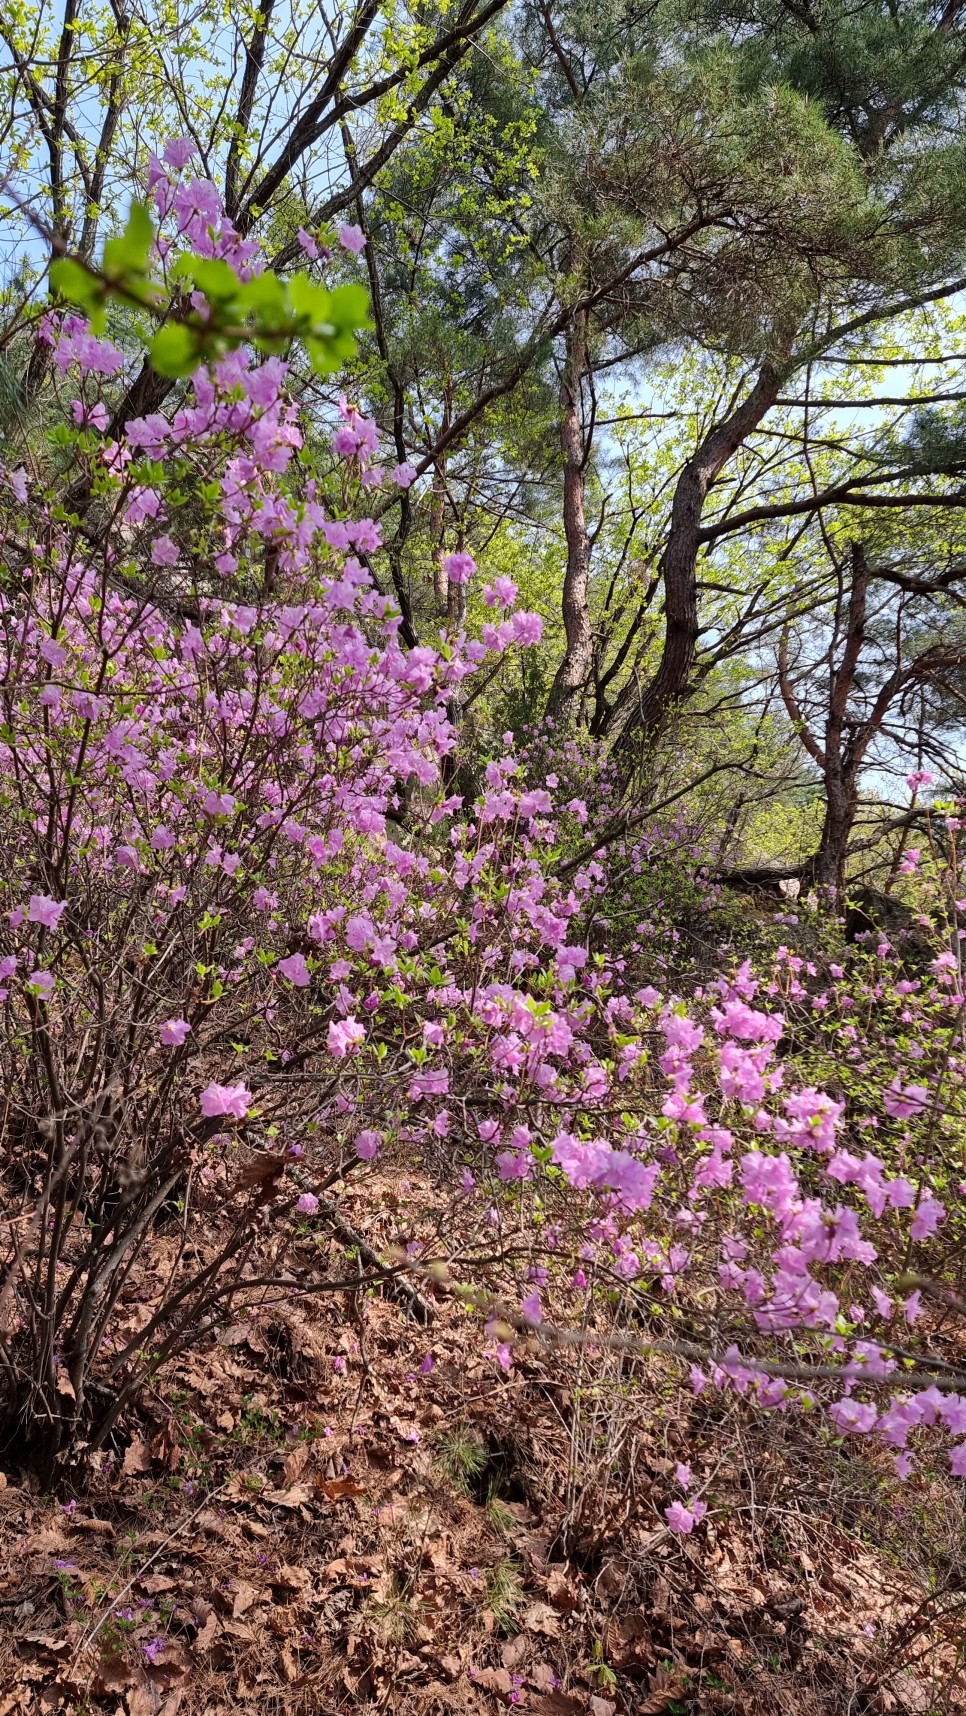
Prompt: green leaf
<box><xmin>103</xmin><ymin>201</ymin><xmax>154</xmax><ymax>278</ymax></box>
<box><xmin>50</xmin><ymin>257</ymin><xmax>99</xmax><ymax>312</ymax></box>
<box><xmin>304</xmin><ymin>334</ymin><xmax>342</xmax><ymax>375</ymax></box>
<box><xmin>287</xmin><ymin>273</ymin><xmax>332</xmax><ymax>319</ymax></box>
<box><xmin>186</xmin><ymin>257</ymin><xmax>241</xmax><ymax>302</ymax></box>
<box><xmin>150</xmin><ymin>322</ymin><xmax>201</xmax><ymax>377</ymax></box>
<box><xmin>328</xmin><ymin>282</ymin><xmax>371</xmax><ymax>330</ymax></box>
<box><xmin>235</xmin><ymin>271</ymin><xmax>289</xmax><ymax>319</ymax></box>
<box><xmin>169</xmin><ymin>252</ymin><xmax>201</xmax><ymax>283</ymax></box>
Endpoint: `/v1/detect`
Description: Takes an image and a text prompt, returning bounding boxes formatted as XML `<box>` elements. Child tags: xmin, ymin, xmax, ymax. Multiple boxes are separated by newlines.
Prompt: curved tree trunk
<box><xmin>546</xmin><ymin>310</ymin><xmax>592</xmax><ymax>723</ymax></box>
<box><xmin>610</xmin><ymin>360</ymin><xmax>783</xmax><ymax>767</ymax></box>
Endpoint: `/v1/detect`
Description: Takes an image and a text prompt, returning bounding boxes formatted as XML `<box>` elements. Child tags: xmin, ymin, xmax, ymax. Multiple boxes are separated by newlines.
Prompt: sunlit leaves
<box><xmin>51</xmin><ymin>201</ymin><xmax>160</xmax><ymax>332</ymax></box>
<box><xmin>49</xmin><ymin>202</ymin><xmax>372</xmax><ymax>376</ymax></box>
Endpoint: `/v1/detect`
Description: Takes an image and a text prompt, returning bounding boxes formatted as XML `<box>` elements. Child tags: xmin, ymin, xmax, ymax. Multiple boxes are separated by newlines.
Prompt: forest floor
<box><xmin>1</xmin><ymin>1158</ymin><xmax>964</xmax><ymax>1716</ymax></box>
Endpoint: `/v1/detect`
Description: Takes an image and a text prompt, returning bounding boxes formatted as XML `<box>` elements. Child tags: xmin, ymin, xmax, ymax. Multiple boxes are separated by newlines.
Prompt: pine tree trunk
<box><xmin>610</xmin><ymin>360</ymin><xmax>783</xmax><ymax>766</ymax></box>
<box><xmin>812</xmin><ymin>773</ymin><xmax>859</xmax><ymax>895</ymax></box>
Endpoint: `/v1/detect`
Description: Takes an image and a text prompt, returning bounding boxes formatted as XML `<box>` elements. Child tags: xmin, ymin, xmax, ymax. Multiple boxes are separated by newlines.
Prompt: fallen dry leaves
<box><xmin>0</xmin><ymin>1168</ymin><xmax>963</xmax><ymax>1716</ymax></box>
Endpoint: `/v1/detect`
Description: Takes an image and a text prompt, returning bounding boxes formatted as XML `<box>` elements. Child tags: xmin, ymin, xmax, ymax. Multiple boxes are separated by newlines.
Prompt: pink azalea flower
<box><xmin>829</xmin><ymin>1397</ymin><xmax>877</xmax><ymax>1435</ymax></box>
<box><xmin>332</xmin><ymin>426</ymin><xmax>358</xmax><ymax>458</ymax></box>
<box><xmin>483</xmin><ymin>574</ymin><xmax>518</xmax><ymax>608</ymax></box>
<box><xmin>160</xmin><ymin>1018</ymin><xmax>191</xmax><ymax>1046</ymax></box>
<box><xmin>71</xmin><ymin>399</ymin><xmax>109</xmax><ymax>431</ymax></box>
<box><xmin>162</xmin><ymin>136</ymin><xmax>197</xmax><ymax>170</ymax></box>
<box><xmin>150</xmin><ymin>534</ymin><xmax>179</xmax><ymax>566</ymax></box>
<box><xmin>278</xmin><ymin>952</ymin><xmax>311</xmax><ymax>988</ymax></box>
<box><xmin>27</xmin><ymin>894</ymin><xmax>66</xmax><ymax>930</ymax></box>
<box><xmin>199</xmin><ymin>1081</ymin><xmax>251</xmax><ymax>1120</ymax></box>
<box><xmin>202</xmin><ymin>790</ymin><xmax>237</xmax><ymax>817</ymax></box>
<box><xmin>932</xmin><ymin>951</ymin><xmax>957</xmax><ymax>972</ymax></box>
<box><xmin>328</xmin><ymin>1016</ymin><xmax>365</xmax><ymax>1057</ymax></box>
<box><xmin>910</xmin><ymin>1192</ymin><xmax>945</xmax><ymax>1241</ymax></box>
<box><xmin>443</xmin><ymin>551</ymin><xmax>475</xmax><ymax>586</ymax></box>
<box><xmin>665</xmin><ymin>1500</ymin><xmax>695</xmax><ymax>1534</ymax></box>
<box><xmin>883</xmin><ymin>1078</ymin><xmax>928</xmax><ymax>1120</ymax></box>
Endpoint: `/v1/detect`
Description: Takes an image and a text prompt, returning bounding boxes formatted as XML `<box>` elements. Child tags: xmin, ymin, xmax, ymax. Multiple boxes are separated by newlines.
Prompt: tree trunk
<box><xmin>812</xmin><ymin>770</ymin><xmax>859</xmax><ymax>894</ymax></box>
<box><xmin>610</xmin><ymin>360</ymin><xmax>783</xmax><ymax>766</ymax></box>
<box><xmin>810</xmin><ymin>545</ymin><xmax>869</xmax><ymax>895</ymax></box>
<box><xmin>431</xmin><ymin>384</ymin><xmax>452</xmax><ymax>617</ymax></box>
<box><xmin>546</xmin><ymin>310</ymin><xmax>592</xmax><ymax>723</ymax></box>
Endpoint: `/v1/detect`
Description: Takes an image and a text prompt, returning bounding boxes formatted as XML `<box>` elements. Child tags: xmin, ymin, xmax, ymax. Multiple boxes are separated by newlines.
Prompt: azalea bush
<box><xmin>0</xmin><ymin>151</ymin><xmax>543</xmax><ymax>1475</ymax></box>
<box><xmin>2</xmin><ymin>145</ymin><xmax>966</xmax><ymax>1508</ymax></box>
